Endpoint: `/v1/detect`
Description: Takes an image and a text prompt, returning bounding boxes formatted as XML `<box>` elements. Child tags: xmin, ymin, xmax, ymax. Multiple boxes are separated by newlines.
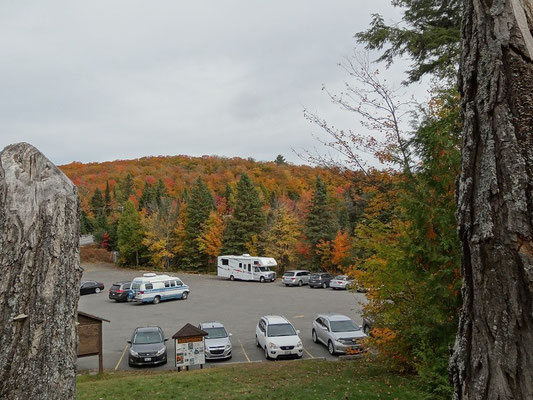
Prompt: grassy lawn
<box><xmin>77</xmin><ymin>359</ymin><xmax>427</xmax><ymax>400</ymax></box>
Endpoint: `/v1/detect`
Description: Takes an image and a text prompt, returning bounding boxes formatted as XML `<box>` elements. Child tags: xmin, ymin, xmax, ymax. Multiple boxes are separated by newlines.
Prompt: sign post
<box><xmin>172</xmin><ymin>323</ymin><xmax>208</xmax><ymax>371</ymax></box>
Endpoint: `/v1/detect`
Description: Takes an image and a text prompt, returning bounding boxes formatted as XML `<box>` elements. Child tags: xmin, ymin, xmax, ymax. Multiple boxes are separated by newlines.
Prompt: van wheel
<box><xmin>298</xmin><ymin>280</ymin><xmax>303</xmax><ymax>287</ymax></box>
<box><xmin>322</xmin><ymin>282</ymin><xmax>327</xmax><ymax>289</ymax></box>
<box><xmin>153</xmin><ymin>296</ymin><xmax>160</xmax><ymax>304</ymax></box>
<box><xmin>328</xmin><ymin>340</ymin><xmax>336</xmax><ymax>355</ymax></box>
<box><xmin>182</xmin><ymin>292</ymin><xmax>188</xmax><ymax>300</ymax></box>
<box><xmin>312</xmin><ymin>329</ymin><xmax>318</xmax><ymax>343</ymax></box>
<box><xmin>260</xmin><ymin>276</ymin><xmax>265</xmax><ymax>283</ymax></box>
<box><xmin>230</xmin><ymin>275</ymin><xmax>235</xmax><ymax>281</ymax></box>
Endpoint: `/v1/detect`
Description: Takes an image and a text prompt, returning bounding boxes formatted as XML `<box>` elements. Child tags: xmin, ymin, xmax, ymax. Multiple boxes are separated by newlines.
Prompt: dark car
<box><xmin>308</xmin><ymin>272</ymin><xmax>333</xmax><ymax>288</ymax></box>
<box><xmin>80</xmin><ymin>281</ymin><xmax>104</xmax><ymax>295</ymax></box>
<box><xmin>108</xmin><ymin>281</ymin><xmax>131</xmax><ymax>302</ymax></box>
<box><xmin>128</xmin><ymin>326</ymin><xmax>168</xmax><ymax>367</ymax></box>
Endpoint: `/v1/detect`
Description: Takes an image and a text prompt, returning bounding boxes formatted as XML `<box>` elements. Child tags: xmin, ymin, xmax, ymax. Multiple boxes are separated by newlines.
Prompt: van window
<box><xmin>145</xmin><ymin>283</ymin><xmax>153</xmax><ymax>290</ymax></box>
<box><xmin>165</xmin><ymin>281</ymin><xmax>170</xmax><ymax>288</ymax></box>
<box><xmin>170</xmin><ymin>281</ymin><xmax>176</xmax><ymax>287</ymax></box>
<box><xmin>222</xmin><ymin>258</ymin><xmax>229</xmax><ymax>265</ymax></box>
<box><xmin>176</xmin><ymin>280</ymin><xmax>183</xmax><ymax>286</ymax></box>
<box><xmin>131</xmin><ymin>281</ymin><xmax>141</xmax><ymax>290</ymax></box>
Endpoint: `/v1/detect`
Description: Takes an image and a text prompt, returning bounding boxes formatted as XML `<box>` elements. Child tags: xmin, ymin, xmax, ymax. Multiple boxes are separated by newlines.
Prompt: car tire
<box><xmin>298</xmin><ymin>280</ymin><xmax>303</xmax><ymax>287</ymax></box>
<box><xmin>230</xmin><ymin>275</ymin><xmax>235</xmax><ymax>281</ymax></box>
<box><xmin>284</xmin><ymin>284</ymin><xmax>289</xmax><ymax>287</ymax></box>
<box><xmin>95</xmin><ymin>288</ymin><xmax>101</xmax><ymax>294</ymax></box>
<box><xmin>256</xmin><ymin>335</ymin><xmax>261</xmax><ymax>348</ymax></box>
<box><xmin>312</xmin><ymin>329</ymin><xmax>318</xmax><ymax>343</ymax></box>
<box><xmin>182</xmin><ymin>292</ymin><xmax>188</xmax><ymax>300</ymax></box>
<box><xmin>364</xmin><ymin>325</ymin><xmax>371</xmax><ymax>335</ymax></box>
<box><xmin>260</xmin><ymin>276</ymin><xmax>265</xmax><ymax>283</ymax></box>
<box><xmin>322</xmin><ymin>282</ymin><xmax>327</xmax><ymax>289</ymax></box>
<box><xmin>153</xmin><ymin>296</ymin><xmax>161</xmax><ymax>304</ymax></box>
<box><xmin>265</xmin><ymin>346</ymin><xmax>271</xmax><ymax>360</ymax></box>
<box><xmin>328</xmin><ymin>340</ymin><xmax>336</xmax><ymax>355</ymax></box>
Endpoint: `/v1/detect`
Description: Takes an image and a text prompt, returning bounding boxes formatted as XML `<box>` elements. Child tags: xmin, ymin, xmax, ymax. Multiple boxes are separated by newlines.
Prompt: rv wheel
<box><xmin>230</xmin><ymin>275</ymin><xmax>235</xmax><ymax>281</ymax></box>
<box><xmin>260</xmin><ymin>276</ymin><xmax>265</xmax><ymax>283</ymax></box>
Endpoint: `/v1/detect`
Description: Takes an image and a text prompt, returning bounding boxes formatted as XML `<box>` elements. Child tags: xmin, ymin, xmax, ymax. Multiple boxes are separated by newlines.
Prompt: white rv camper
<box><xmin>217</xmin><ymin>254</ymin><xmax>277</xmax><ymax>282</ymax></box>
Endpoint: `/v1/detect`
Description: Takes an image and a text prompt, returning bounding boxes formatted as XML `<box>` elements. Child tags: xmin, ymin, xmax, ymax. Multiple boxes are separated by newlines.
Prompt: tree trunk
<box><xmin>0</xmin><ymin>143</ymin><xmax>82</xmax><ymax>400</ymax></box>
<box><xmin>450</xmin><ymin>0</ymin><xmax>533</xmax><ymax>399</ymax></box>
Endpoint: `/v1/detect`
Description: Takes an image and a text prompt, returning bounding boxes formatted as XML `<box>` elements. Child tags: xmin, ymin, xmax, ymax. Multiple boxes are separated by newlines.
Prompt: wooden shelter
<box><xmin>77</xmin><ymin>311</ymin><xmax>110</xmax><ymax>374</ymax></box>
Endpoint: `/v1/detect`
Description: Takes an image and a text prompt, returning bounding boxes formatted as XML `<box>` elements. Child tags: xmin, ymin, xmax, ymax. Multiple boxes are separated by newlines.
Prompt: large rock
<box><xmin>0</xmin><ymin>143</ymin><xmax>82</xmax><ymax>400</ymax></box>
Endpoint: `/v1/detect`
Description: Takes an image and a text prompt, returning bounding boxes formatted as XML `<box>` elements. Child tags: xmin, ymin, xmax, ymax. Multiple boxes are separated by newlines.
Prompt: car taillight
<box><xmin>117</xmin><ymin>289</ymin><xmax>123</xmax><ymax>293</ymax></box>
<box><xmin>291</xmin><ymin>278</ymin><xmax>295</xmax><ymax>280</ymax></box>
<box><xmin>140</xmin><ymin>291</ymin><xmax>144</xmax><ymax>294</ymax></box>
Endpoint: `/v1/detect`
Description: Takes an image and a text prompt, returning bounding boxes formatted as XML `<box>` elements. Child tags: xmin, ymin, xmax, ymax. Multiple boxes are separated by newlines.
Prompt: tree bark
<box><xmin>450</xmin><ymin>0</ymin><xmax>533</xmax><ymax>399</ymax></box>
<box><xmin>0</xmin><ymin>143</ymin><xmax>82</xmax><ymax>400</ymax></box>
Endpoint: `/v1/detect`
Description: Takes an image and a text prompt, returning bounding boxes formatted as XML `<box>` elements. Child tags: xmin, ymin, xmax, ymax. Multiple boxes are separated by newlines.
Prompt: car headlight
<box><xmin>296</xmin><ymin>341</ymin><xmax>302</xmax><ymax>348</ymax></box>
<box><xmin>156</xmin><ymin>347</ymin><xmax>166</xmax><ymax>356</ymax></box>
<box><xmin>225</xmin><ymin>344</ymin><xmax>231</xmax><ymax>350</ymax></box>
<box><xmin>129</xmin><ymin>348</ymin><xmax>139</xmax><ymax>357</ymax></box>
<box><xmin>268</xmin><ymin>342</ymin><xmax>277</xmax><ymax>349</ymax></box>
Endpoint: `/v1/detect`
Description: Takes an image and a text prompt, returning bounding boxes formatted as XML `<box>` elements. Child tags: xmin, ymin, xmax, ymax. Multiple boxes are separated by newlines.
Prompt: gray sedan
<box><xmin>312</xmin><ymin>314</ymin><xmax>366</xmax><ymax>355</ymax></box>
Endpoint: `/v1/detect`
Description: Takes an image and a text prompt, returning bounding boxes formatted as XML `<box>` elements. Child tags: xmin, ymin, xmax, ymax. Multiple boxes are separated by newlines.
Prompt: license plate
<box><xmin>284</xmin><ymin>350</ymin><xmax>292</xmax><ymax>354</ymax></box>
<box><xmin>144</xmin><ymin>357</ymin><xmax>152</xmax><ymax>361</ymax></box>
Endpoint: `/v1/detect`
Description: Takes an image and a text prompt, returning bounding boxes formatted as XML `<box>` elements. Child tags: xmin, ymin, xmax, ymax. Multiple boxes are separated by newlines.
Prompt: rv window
<box><xmin>145</xmin><ymin>283</ymin><xmax>153</xmax><ymax>290</ymax></box>
<box><xmin>170</xmin><ymin>281</ymin><xmax>176</xmax><ymax>287</ymax></box>
<box><xmin>248</xmin><ymin>265</ymin><xmax>251</xmax><ymax>272</ymax></box>
<box><xmin>255</xmin><ymin>267</ymin><xmax>260</xmax><ymax>272</ymax></box>
<box><xmin>222</xmin><ymin>259</ymin><xmax>229</xmax><ymax>265</ymax></box>
<box><xmin>164</xmin><ymin>282</ymin><xmax>170</xmax><ymax>288</ymax></box>
<box><xmin>239</xmin><ymin>263</ymin><xmax>242</xmax><ymax>268</ymax></box>
<box><xmin>253</xmin><ymin>260</ymin><xmax>260</xmax><ymax>265</ymax></box>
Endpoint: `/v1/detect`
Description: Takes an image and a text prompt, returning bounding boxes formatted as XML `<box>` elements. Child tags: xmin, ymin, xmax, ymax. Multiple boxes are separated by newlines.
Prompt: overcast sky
<box><xmin>0</xmin><ymin>1</ymin><xmax>422</xmax><ymax>166</ymax></box>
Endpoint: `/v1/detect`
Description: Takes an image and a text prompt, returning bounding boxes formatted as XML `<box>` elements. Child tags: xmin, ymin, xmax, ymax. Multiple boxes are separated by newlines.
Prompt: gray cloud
<box><xmin>0</xmin><ymin>0</ymin><xmax>416</xmax><ymax>166</ymax></box>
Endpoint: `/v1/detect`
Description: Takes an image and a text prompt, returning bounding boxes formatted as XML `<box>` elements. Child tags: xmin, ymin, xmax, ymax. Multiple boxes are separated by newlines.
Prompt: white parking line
<box><xmin>303</xmin><ymin>348</ymin><xmax>314</xmax><ymax>358</ymax></box>
<box><xmin>115</xmin><ymin>345</ymin><xmax>128</xmax><ymax>370</ymax></box>
<box><xmin>293</xmin><ymin>315</ymin><xmax>304</xmax><ymax>318</ymax></box>
<box><xmin>238</xmin><ymin>339</ymin><xmax>251</xmax><ymax>363</ymax></box>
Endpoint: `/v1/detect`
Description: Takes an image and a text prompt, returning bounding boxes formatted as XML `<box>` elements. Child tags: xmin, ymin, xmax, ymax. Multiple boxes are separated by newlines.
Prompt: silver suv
<box><xmin>312</xmin><ymin>314</ymin><xmax>366</xmax><ymax>355</ymax></box>
<box><xmin>199</xmin><ymin>321</ymin><xmax>232</xmax><ymax>360</ymax></box>
<box><xmin>282</xmin><ymin>270</ymin><xmax>310</xmax><ymax>287</ymax></box>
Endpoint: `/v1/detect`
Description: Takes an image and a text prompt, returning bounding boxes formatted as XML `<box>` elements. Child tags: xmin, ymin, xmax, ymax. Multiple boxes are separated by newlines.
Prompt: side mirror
<box><xmin>127</xmin><ymin>340</ymin><xmax>131</xmax><ymax>344</ymax></box>
<box><xmin>229</xmin><ymin>333</ymin><xmax>233</xmax><ymax>337</ymax></box>
<box><xmin>296</xmin><ymin>330</ymin><xmax>301</xmax><ymax>334</ymax></box>
<box><xmin>359</xmin><ymin>325</ymin><xmax>363</xmax><ymax>330</ymax></box>
<box><xmin>164</xmin><ymin>338</ymin><xmax>169</xmax><ymax>342</ymax></box>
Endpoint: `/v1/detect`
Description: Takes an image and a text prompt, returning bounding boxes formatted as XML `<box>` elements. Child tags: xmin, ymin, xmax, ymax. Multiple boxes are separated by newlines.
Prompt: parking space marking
<box><xmin>293</xmin><ymin>315</ymin><xmax>304</xmax><ymax>318</ymax></box>
<box><xmin>115</xmin><ymin>345</ymin><xmax>128</xmax><ymax>370</ymax></box>
<box><xmin>238</xmin><ymin>339</ymin><xmax>251</xmax><ymax>363</ymax></box>
<box><xmin>303</xmin><ymin>348</ymin><xmax>314</xmax><ymax>358</ymax></box>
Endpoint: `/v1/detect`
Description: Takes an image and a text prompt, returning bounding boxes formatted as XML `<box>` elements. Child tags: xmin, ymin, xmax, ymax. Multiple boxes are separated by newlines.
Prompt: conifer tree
<box><xmin>117</xmin><ymin>201</ymin><xmax>144</xmax><ymax>266</ymax></box>
<box><xmin>306</xmin><ymin>176</ymin><xmax>337</xmax><ymax>264</ymax></box>
<box><xmin>90</xmin><ymin>188</ymin><xmax>105</xmax><ymax>216</ymax></box>
<box><xmin>275</xmin><ymin>154</ymin><xmax>287</xmax><ymax>165</ymax></box>
<box><xmin>117</xmin><ymin>173</ymin><xmax>134</xmax><ymax>203</ymax></box>
<box><xmin>104</xmin><ymin>181</ymin><xmax>112</xmax><ymax>215</ymax></box>
<box><xmin>181</xmin><ymin>178</ymin><xmax>214</xmax><ymax>270</ymax></box>
<box><xmin>222</xmin><ymin>174</ymin><xmax>265</xmax><ymax>255</ymax></box>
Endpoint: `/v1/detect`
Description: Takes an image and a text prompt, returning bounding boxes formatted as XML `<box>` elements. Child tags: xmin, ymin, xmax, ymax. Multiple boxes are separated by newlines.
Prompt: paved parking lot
<box><xmin>77</xmin><ymin>263</ymin><xmax>367</xmax><ymax>371</ymax></box>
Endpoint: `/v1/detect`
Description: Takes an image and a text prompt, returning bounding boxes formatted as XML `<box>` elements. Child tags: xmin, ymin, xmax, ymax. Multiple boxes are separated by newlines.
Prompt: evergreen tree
<box><xmin>104</xmin><ymin>181</ymin><xmax>112</xmax><ymax>215</ymax></box>
<box><xmin>117</xmin><ymin>201</ymin><xmax>144</xmax><ymax>266</ymax></box>
<box><xmin>223</xmin><ymin>184</ymin><xmax>234</xmax><ymax>212</ymax></box>
<box><xmin>117</xmin><ymin>173</ymin><xmax>134</xmax><ymax>203</ymax></box>
<box><xmin>306</xmin><ymin>177</ymin><xmax>337</xmax><ymax>264</ymax></box>
<box><xmin>181</xmin><ymin>178</ymin><xmax>214</xmax><ymax>270</ymax></box>
<box><xmin>274</xmin><ymin>154</ymin><xmax>286</xmax><ymax>165</ymax></box>
<box><xmin>222</xmin><ymin>174</ymin><xmax>265</xmax><ymax>255</ymax></box>
<box><xmin>139</xmin><ymin>182</ymin><xmax>155</xmax><ymax>212</ymax></box>
<box><xmin>90</xmin><ymin>188</ymin><xmax>105</xmax><ymax>216</ymax></box>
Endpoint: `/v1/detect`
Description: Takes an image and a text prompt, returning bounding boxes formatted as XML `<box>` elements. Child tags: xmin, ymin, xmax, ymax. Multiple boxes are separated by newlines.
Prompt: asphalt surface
<box><xmin>77</xmin><ymin>263</ymin><xmax>367</xmax><ymax>372</ymax></box>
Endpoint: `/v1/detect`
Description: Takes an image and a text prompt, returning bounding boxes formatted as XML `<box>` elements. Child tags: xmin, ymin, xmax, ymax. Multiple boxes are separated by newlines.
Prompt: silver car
<box><xmin>199</xmin><ymin>321</ymin><xmax>232</xmax><ymax>360</ymax></box>
<box><xmin>329</xmin><ymin>275</ymin><xmax>354</xmax><ymax>290</ymax></box>
<box><xmin>282</xmin><ymin>270</ymin><xmax>310</xmax><ymax>286</ymax></box>
<box><xmin>312</xmin><ymin>314</ymin><xmax>366</xmax><ymax>355</ymax></box>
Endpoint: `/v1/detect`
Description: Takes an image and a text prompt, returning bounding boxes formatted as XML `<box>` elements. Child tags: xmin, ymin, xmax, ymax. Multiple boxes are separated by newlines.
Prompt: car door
<box><xmin>256</xmin><ymin>319</ymin><xmax>266</xmax><ymax>347</ymax></box>
<box><xmin>322</xmin><ymin>319</ymin><xmax>333</xmax><ymax>343</ymax></box>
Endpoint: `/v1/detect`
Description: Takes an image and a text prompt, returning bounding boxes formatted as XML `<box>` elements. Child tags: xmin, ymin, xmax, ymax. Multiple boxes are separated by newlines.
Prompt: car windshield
<box><xmin>133</xmin><ymin>330</ymin><xmax>162</xmax><ymax>344</ymax></box>
<box><xmin>334</xmin><ymin>275</ymin><xmax>348</xmax><ymax>280</ymax></box>
<box><xmin>330</xmin><ymin>320</ymin><xmax>360</xmax><ymax>332</ymax></box>
<box><xmin>131</xmin><ymin>281</ymin><xmax>141</xmax><ymax>290</ymax></box>
<box><xmin>267</xmin><ymin>323</ymin><xmax>296</xmax><ymax>337</ymax></box>
<box><xmin>204</xmin><ymin>327</ymin><xmax>228</xmax><ymax>339</ymax></box>
<box><xmin>258</xmin><ymin>267</ymin><xmax>270</xmax><ymax>272</ymax></box>
<box><xmin>310</xmin><ymin>274</ymin><xmax>321</xmax><ymax>279</ymax></box>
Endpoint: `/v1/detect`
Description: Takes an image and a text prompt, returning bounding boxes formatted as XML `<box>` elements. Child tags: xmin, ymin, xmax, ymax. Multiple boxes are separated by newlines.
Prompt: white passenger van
<box><xmin>129</xmin><ymin>273</ymin><xmax>189</xmax><ymax>304</ymax></box>
<box><xmin>217</xmin><ymin>254</ymin><xmax>277</xmax><ymax>282</ymax></box>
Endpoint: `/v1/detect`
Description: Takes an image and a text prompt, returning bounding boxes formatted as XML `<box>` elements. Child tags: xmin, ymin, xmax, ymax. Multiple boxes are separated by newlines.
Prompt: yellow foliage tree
<box><xmin>263</xmin><ymin>204</ymin><xmax>300</xmax><ymax>273</ymax></box>
<box><xmin>198</xmin><ymin>210</ymin><xmax>224</xmax><ymax>269</ymax></box>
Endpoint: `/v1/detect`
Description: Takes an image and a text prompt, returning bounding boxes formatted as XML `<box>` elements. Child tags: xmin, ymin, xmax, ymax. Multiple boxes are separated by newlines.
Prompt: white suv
<box><xmin>255</xmin><ymin>315</ymin><xmax>303</xmax><ymax>359</ymax></box>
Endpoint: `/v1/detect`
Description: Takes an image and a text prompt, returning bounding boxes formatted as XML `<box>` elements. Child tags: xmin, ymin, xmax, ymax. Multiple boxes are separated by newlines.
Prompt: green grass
<box><xmin>77</xmin><ymin>359</ymin><xmax>427</xmax><ymax>400</ymax></box>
